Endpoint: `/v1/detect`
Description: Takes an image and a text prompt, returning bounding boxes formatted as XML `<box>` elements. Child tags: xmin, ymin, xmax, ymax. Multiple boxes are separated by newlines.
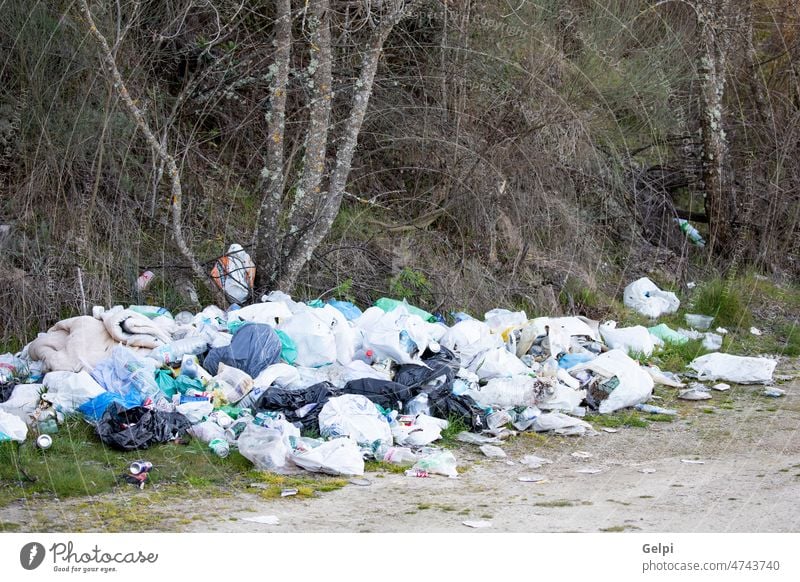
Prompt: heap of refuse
<box><xmin>0</xmin><ymin>283</ymin><xmax>778</xmax><ymax>478</ymax></box>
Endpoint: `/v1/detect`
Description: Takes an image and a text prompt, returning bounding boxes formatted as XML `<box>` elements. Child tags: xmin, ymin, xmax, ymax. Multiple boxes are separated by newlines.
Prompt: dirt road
<box><xmin>4</xmin><ymin>369</ymin><xmax>799</xmax><ymax>533</ymax></box>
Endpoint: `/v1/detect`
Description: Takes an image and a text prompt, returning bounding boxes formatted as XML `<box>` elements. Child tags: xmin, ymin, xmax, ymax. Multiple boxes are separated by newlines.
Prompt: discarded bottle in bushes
<box><xmin>674</xmin><ymin>219</ymin><xmax>706</xmax><ymax>247</ymax></box>
<box><xmin>148</xmin><ymin>336</ymin><xmax>208</xmax><ymax>366</ymax></box>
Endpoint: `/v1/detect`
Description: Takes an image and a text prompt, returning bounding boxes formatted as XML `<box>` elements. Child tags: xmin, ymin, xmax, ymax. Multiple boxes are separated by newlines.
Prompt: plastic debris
<box><xmin>462</xmin><ymin>520</ymin><xmax>492</xmax><ymax>528</ymax></box>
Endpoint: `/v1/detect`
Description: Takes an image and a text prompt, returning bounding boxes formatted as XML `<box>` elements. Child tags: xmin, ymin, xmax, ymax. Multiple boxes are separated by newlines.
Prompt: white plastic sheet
<box><xmin>41</xmin><ymin>371</ymin><xmax>105</xmax><ymax>414</ymax></box>
<box><xmin>237</xmin><ymin>423</ymin><xmax>299</xmax><ymax>474</ymax></box>
<box><xmin>466</xmin><ymin>375</ymin><xmax>546</xmax><ymax>409</ymax></box>
<box><xmin>467</xmin><ymin>346</ymin><xmax>530</xmax><ymax>379</ymax></box>
<box><xmin>623</xmin><ymin>277</ymin><xmax>680</xmax><ymax>318</ymax></box>
<box><xmin>688</xmin><ymin>353</ymin><xmax>776</xmax><ymax>384</ymax></box>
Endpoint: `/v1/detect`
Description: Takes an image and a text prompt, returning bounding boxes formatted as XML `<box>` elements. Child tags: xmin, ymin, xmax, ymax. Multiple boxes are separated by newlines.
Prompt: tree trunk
<box><xmin>697</xmin><ymin>0</ymin><xmax>733</xmax><ymax>254</ymax></box>
<box><xmin>254</xmin><ymin>0</ymin><xmax>292</xmax><ymax>292</ymax></box>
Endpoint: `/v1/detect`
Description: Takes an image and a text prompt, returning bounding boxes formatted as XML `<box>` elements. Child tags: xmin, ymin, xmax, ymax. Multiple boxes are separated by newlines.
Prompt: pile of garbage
<box><xmin>0</xmin><ymin>277</ymin><xmax>778</xmax><ymax>479</ymax></box>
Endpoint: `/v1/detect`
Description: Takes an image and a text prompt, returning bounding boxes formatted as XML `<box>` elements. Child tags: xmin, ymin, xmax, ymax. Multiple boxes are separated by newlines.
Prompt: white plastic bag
<box><xmin>391</xmin><ymin>414</ymin><xmax>447</xmax><ymax>446</ymax></box>
<box><xmin>0</xmin><ymin>409</ymin><xmax>28</xmax><ymax>442</ymax></box>
<box><xmin>688</xmin><ymin>353</ymin><xmax>776</xmax><ymax>384</ymax></box>
<box><xmin>532</xmin><ymin>412</ymin><xmax>592</xmax><ymax>434</ymax></box>
<box><xmin>176</xmin><ymin>400</ymin><xmax>213</xmax><ymax>424</ymax></box>
<box><xmin>313</xmin><ymin>304</ymin><xmax>358</xmax><ymax>364</ymax></box>
<box><xmin>41</xmin><ymin>371</ymin><xmax>105</xmax><ymax>414</ymax></box>
<box><xmin>210</xmin><ymin>243</ymin><xmax>255</xmax><ymax>303</ymax></box>
<box><xmin>227</xmin><ymin>302</ymin><xmax>293</xmax><ymax>326</ymax></box>
<box><xmin>570</xmin><ymin>349</ymin><xmax>654</xmax><ymax>413</ymax></box>
<box><xmin>318</xmin><ymin>394</ymin><xmax>392</xmax><ymax>453</ymax></box>
<box><xmin>289</xmin><ymin>437</ymin><xmax>365</xmax><ymax>476</ymax></box>
<box><xmin>253</xmin><ymin>363</ymin><xmax>301</xmax><ymax>389</ymax></box>
<box><xmin>237</xmin><ymin>423</ymin><xmax>298</xmax><ymax>474</ymax></box>
<box><xmin>357</xmin><ymin>306</ymin><xmax>426</xmax><ymax>365</ymax></box>
<box><xmin>537</xmin><ymin>384</ymin><xmax>586</xmax><ymax>413</ymax></box>
<box><xmin>188</xmin><ymin>420</ymin><xmax>226</xmax><ymax>443</ymax></box>
<box><xmin>411</xmin><ymin>450</ymin><xmax>458</xmax><ymax>477</ymax></box>
<box><xmin>278</xmin><ymin>310</ymin><xmax>337</xmax><ymax>368</ymax></box>
<box><xmin>439</xmin><ymin>319</ymin><xmax>503</xmax><ymax>363</ymax></box>
<box><xmin>483</xmin><ymin>308</ymin><xmax>527</xmax><ymax>334</ymax></box>
<box><xmin>466</xmin><ymin>375</ymin><xmax>546</xmax><ymax>409</ymax></box>
<box><xmin>466</xmin><ymin>347</ymin><xmax>530</xmax><ymax>379</ymax></box>
<box><xmin>623</xmin><ymin>277</ymin><xmax>680</xmax><ymax>318</ymax></box>
<box><xmin>0</xmin><ymin>384</ymin><xmax>42</xmax><ymax>425</ymax></box>
<box><xmin>599</xmin><ymin>322</ymin><xmax>655</xmax><ymax>356</ymax></box>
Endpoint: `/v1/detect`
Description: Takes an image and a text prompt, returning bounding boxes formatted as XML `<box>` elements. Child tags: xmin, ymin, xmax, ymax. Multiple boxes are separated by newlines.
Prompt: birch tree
<box><xmin>254</xmin><ymin>0</ymin><xmax>415</xmax><ymax>293</ymax></box>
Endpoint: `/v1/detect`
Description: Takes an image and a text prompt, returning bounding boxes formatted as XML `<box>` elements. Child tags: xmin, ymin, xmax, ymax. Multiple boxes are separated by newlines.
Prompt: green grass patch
<box><xmin>585</xmin><ymin>411</ymin><xmax>649</xmax><ymax>428</ymax></box>
<box><xmin>246</xmin><ymin>470</ymin><xmax>347</xmax><ymax>499</ymax></box>
<box><xmin>650</xmin><ymin>339</ymin><xmax>709</xmax><ymax>372</ymax></box>
<box><xmin>691</xmin><ymin>279</ymin><xmax>752</xmax><ymax>330</ymax></box>
<box><xmin>364</xmin><ymin>460</ymin><xmax>408</xmax><ymax>474</ymax></box>
<box><xmin>535</xmin><ymin>499</ymin><xmax>575</xmax><ymax>508</ymax></box>
<box><xmin>439</xmin><ymin>414</ymin><xmax>470</xmax><ymax>447</ymax></box>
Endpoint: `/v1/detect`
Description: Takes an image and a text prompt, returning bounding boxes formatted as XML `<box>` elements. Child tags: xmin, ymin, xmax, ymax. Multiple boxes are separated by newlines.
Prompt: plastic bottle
<box><xmin>399</xmin><ymin>330</ymin><xmax>417</xmax><ymax>355</ymax></box>
<box><xmin>148</xmin><ymin>336</ymin><xmax>208</xmax><ymax>366</ymax></box>
<box><xmin>180</xmin><ymin>355</ymin><xmax>199</xmax><ymax>379</ymax></box>
<box><xmin>674</xmin><ymin>218</ymin><xmax>706</xmax><ymax>247</ymax></box>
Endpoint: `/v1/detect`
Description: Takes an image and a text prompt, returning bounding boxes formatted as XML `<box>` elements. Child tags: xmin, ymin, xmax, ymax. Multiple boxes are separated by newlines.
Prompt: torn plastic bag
<box><xmin>392</xmin><ymin>414</ymin><xmax>447</xmax><ymax>446</ymax></box>
<box><xmin>356</xmin><ymin>306</ymin><xmax>424</xmax><ymax>365</ymax></box>
<box><xmin>569</xmin><ymin>349</ymin><xmax>654</xmax><ymax>413</ymax></box>
<box><xmin>623</xmin><ymin>277</ymin><xmax>680</xmax><ymax>318</ymax></box>
<box><xmin>0</xmin><ymin>354</ymin><xmax>30</xmax><ymax>384</ymax></box>
<box><xmin>411</xmin><ymin>450</ymin><xmax>458</xmax><ymax>477</ymax></box>
<box><xmin>227</xmin><ymin>302</ymin><xmax>293</xmax><ymax>327</ymax></box>
<box><xmin>237</xmin><ymin>423</ymin><xmax>299</xmax><ymax>474</ymax></box>
<box><xmin>96</xmin><ymin>402</ymin><xmax>191</xmax><ymax>451</ymax></box>
<box><xmin>439</xmin><ymin>319</ymin><xmax>503</xmax><ymax>364</ymax></box>
<box><xmin>210</xmin><ymin>243</ymin><xmax>255</xmax><ymax>303</ymax></box>
<box><xmin>0</xmin><ymin>409</ymin><xmax>28</xmax><ymax>442</ymax></box>
<box><xmin>466</xmin><ymin>347</ymin><xmax>530</xmax><ymax>380</ymax></box>
<box><xmin>176</xmin><ymin>400</ymin><xmax>213</xmax><ymax>424</ymax></box>
<box><xmin>77</xmin><ymin>391</ymin><xmax>141</xmax><ymax>423</ymax></box>
<box><xmin>532</xmin><ymin>412</ymin><xmax>593</xmax><ymax>435</ymax></box>
<box><xmin>90</xmin><ymin>347</ymin><xmax>163</xmax><ymax>403</ymax></box>
<box><xmin>318</xmin><ymin>394</ymin><xmax>392</xmax><ymax>456</ymax></box>
<box><xmin>537</xmin><ymin>384</ymin><xmax>586</xmax><ymax>413</ymax></box>
<box><xmin>289</xmin><ymin>436</ymin><xmax>365</xmax><ymax>476</ymax></box>
<box><xmin>203</xmin><ymin>323</ymin><xmax>282</xmax><ymax>377</ymax></box>
<box><xmin>341</xmin><ymin>378</ymin><xmax>414</xmax><ymax>411</ymax></box>
<box><xmin>188</xmin><ymin>420</ymin><xmax>226</xmax><ymax>443</ymax></box>
<box><xmin>278</xmin><ymin>310</ymin><xmax>337</xmax><ymax>368</ymax></box>
<box><xmin>484</xmin><ymin>308</ymin><xmax>527</xmax><ymax>334</ymax></box>
<box><xmin>688</xmin><ymin>353</ymin><xmax>776</xmax><ymax>384</ymax></box>
<box><xmin>644</xmin><ymin>366</ymin><xmax>685</xmax><ymax>388</ymax></box>
<box><xmin>254</xmin><ymin>382</ymin><xmax>337</xmax><ymax>431</ymax></box>
<box><xmin>466</xmin><ymin>375</ymin><xmax>551</xmax><ymax>409</ymax></box>
<box><xmin>427</xmin><ymin>383</ymin><xmax>487</xmax><ymax>432</ymax></box>
<box><xmin>0</xmin><ymin>384</ymin><xmax>42</xmax><ymax>425</ymax></box>
<box><xmin>599</xmin><ymin>323</ymin><xmax>655</xmax><ymax>357</ymax></box>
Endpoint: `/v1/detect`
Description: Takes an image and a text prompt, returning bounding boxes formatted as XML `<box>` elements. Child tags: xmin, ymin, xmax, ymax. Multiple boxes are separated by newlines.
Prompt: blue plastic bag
<box><xmin>77</xmin><ymin>391</ymin><xmax>142</xmax><ymax>423</ymax></box>
<box><xmin>326</xmin><ymin>299</ymin><xmax>362</xmax><ymax>321</ymax></box>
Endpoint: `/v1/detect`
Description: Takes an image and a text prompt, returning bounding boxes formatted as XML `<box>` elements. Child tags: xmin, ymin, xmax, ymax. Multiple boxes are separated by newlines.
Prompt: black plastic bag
<box><xmin>341</xmin><ymin>378</ymin><xmax>414</xmax><ymax>411</ymax></box>
<box><xmin>96</xmin><ymin>402</ymin><xmax>191</xmax><ymax>451</ymax></box>
<box><xmin>427</xmin><ymin>383</ymin><xmax>487</xmax><ymax>432</ymax></box>
<box><xmin>0</xmin><ymin>382</ymin><xmax>14</xmax><ymax>404</ymax></box>
<box><xmin>203</xmin><ymin>323</ymin><xmax>281</xmax><ymax>377</ymax></box>
<box><xmin>254</xmin><ymin>381</ymin><xmax>338</xmax><ymax>431</ymax></box>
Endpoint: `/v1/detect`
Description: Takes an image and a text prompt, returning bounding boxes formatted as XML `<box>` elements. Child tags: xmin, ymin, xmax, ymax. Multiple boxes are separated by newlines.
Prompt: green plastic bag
<box><xmin>174</xmin><ymin>375</ymin><xmax>204</xmax><ymax>395</ymax></box>
<box><xmin>374</xmin><ymin>297</ymin><xmax>436</xmax><ymax>322</ymax></box>
<box><xmin>155</xmin><ymin>369</ymin><xmax>178</xmax><ymax>398</ymax></box>
<box><xmin>276</xmin><ymin>330</ymin><xmax>298</xmax><ymax>365</ymax></box>
<box><xmin>648</xmin><ymin>323</ymin><xmax>688</xmax><ymax>345</ymax></box>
